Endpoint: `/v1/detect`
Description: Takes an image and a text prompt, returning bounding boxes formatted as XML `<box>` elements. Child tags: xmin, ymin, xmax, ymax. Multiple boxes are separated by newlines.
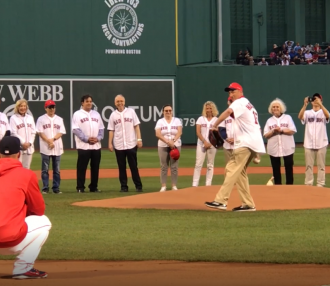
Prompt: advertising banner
<box><xmin>0</xmin><ymin>78</ymin><xmax>174</xmax><ymax>148</ymax></box>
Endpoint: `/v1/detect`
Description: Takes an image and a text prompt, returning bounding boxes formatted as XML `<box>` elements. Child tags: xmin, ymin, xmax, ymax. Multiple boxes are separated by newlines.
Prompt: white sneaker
<box><xmin>172</xmin><ymin>186</ymin><xmax>178</xmax><ymax>191</ymax></box>
<box><xmin>159</xmin><ymin>186</ymin><xmax>166</xmax><ymax>192</ymax></box>
<box><xmin>253</xmin><ymin>157</ymin><xmax>261</xmax><ymax>164</ymax></box>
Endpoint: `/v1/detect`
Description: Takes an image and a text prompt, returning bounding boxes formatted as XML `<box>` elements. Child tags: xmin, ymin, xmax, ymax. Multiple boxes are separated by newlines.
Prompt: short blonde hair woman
<box><xmin>192</xmin><ymin>101</ymin><xmax>219</xmax><ymax>187</ymax></box>
<box><xmin>9</xmin><ymin>99</ymin><xmax>36</xmax><ymax>169</ymax></box>
<box><xmin>263</xmin><ymin>98</ymin><xmax>296</xmax><ymax>185</ymax></box>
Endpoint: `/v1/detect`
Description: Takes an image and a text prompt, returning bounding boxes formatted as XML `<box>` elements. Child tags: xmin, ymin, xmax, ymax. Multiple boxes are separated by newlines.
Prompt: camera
<box><xmin>308</xmin><ymin>97</ymin><xmax>314</xmax><ymax>102</ymax></box>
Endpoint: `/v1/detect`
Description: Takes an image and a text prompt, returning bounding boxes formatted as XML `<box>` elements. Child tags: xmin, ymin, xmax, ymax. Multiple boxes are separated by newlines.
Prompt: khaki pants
<box><xmin>215</xmin><ymin>147</ymin><xmax>256</xmax><ymax>207</ymax></box>
<box><xmin>304</xmin><ymin>147</ymin><xmax>327</xmax><ymax>186</ymax></box>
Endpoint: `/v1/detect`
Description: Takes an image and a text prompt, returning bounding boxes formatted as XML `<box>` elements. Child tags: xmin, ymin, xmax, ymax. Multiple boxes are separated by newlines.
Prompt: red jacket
<box><xmin>0</xmin><ymin>158</ymin><xmax>45</xmax><ymax>248</ymax></box>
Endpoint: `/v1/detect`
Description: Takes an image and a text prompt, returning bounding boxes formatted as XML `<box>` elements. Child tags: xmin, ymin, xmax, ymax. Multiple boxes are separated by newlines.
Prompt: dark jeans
<box><xmin>41</xmin><ymin>154</ymin><xmax>61</xmax><ymax>191</ymax></box>
<box><xmin>76</xmin><ymin>149</ymin><xmax>101</xmax><ymax>191</ymax></box>
<box><xmin>269</xmin><ymin>154</ymin><xmax>294</xmax><ymax>185</ymax></box>
<box><xmin>114</xmin><ymin>146</ymin><xmax>142</xmax><ymax>190</ymax></box>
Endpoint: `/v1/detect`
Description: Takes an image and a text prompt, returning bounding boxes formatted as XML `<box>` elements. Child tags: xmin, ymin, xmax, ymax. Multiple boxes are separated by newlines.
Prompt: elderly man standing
<box><xmin>0</xmin><ymin>104</ymin><xmax>10</xmax><ymax>141</ymax></box>
<box><xmin>205</xmin><ymin>82</ymin><xmax>265</xmax><ymax>212</ymax></box>
<box><xmin>0</xmin><ymin>136</ymin><xmax>51</xmax><ymax>279</ymax></box>
<box><xmin>72</xmin><ymin>95</ymin><xmax>105</xmax><ymax>193</ymax></box>
<box><xmin>108</xmin><ymin>94</ymin><xmax>143</xmax><ymax>192</ymax></box>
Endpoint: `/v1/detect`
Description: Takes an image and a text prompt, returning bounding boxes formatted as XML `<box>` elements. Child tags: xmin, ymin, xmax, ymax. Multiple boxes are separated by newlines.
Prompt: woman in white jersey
<box><xmin>10</xmin><ymin>99</ymin><xmax>36</xmax><ymax>169</ymax></box>
<box><xmin>155</xmin><ymin>105</ymin><xmax>182</xmax><ymax>192</ymax></box>
<box><xmin>264</xmin><ymin>98</ymin><xmax>296</xmax><ymax>185</ymax></box>
<box><xmin>192</xmin><ymin>101</ymin><xmax>219</xmax><ymax>186</ymax></box>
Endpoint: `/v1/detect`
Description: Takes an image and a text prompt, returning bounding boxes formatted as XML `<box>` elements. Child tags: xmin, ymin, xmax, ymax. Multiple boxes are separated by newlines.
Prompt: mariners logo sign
<box><xmin>102</xmin><ymin>0</ymin><xmax>144</xmax><ymax>55</ymax></box>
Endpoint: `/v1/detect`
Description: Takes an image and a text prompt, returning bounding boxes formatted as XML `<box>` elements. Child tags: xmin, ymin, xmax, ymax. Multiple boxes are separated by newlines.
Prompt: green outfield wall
<box><xmin>176</xmin><ymin>64</ymin><xmax>330</xmax><ymax>144</ymax></box>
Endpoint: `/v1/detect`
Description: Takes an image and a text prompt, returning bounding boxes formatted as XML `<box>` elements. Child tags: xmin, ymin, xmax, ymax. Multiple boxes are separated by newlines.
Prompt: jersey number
<box><xmin>252</xmin><ymin>111</ymin><xmax>259</xmax><ymax>125</ymax></box>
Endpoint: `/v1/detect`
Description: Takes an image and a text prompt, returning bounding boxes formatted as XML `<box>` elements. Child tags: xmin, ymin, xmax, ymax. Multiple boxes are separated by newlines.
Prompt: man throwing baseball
<box><xmin>0</xmin><ymin>136</ymin><xmax>52</xmax><ymax>279</ymax></box>
<box><xmin>205</xmin><ymin>82</ymin><xmax>265</xmax><ymax>212</ymax></box>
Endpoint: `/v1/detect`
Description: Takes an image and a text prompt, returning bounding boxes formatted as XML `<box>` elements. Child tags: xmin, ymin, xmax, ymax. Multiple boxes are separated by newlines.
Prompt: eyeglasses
<box><xmin>164</xmin><ymin>110</ymin><xmax>172</xmax><ymax>112</ymax></box>
<box><xmin>47</xmin><ymin>106</ymin><xmax>56</xmax><ymax>109</ymax></box>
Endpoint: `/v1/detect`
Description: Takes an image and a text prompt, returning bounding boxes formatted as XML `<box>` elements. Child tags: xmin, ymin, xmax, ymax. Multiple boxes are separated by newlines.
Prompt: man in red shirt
<box><xmin>0</xmin><ymin>136</ymin><xmax>52</xmax><ymax>279</ymax></box>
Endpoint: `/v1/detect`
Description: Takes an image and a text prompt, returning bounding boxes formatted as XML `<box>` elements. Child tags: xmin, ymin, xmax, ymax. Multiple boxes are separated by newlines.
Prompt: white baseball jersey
<box><xmin>263</xmin><ymin>114</ymin><xmax>296</xmax><ymax>157</ymax></box>
<box><xmin>0</xmin><ymin>112</ymin><xmax>10</xmax><ymax>141</ymax></box>
<box><xmin>36</xmin><ymin>114</ymin><xmax>66</xmax><ymax>156</ymax></box>
<box><xmin>72</xmin><ymin>109</ymin><xmax>105</xmax><ymax>150</ymax></box>
<box><xmin>229</xmin><ymin>97</ymin><xmax>265</xmax><ymax>153</ymax></box>
<box><xmin>219</xmin><ymin>116</ymin><xmax>234</xmax><ymax>150</ymax></box>
<box><xmin>107</xmin><ymin>107</ymin><xmax>141</xmax><ymax>150</ymax></box>
<box><xmin>301</xmin><ymin>109</ymin><xmax>329</xmax><ymax>149</ymax></box>
<box><xmin>155</xmin><ymin>117</ymin><xmax>182</xmax><ymax>147</ymax></box>
<box><xmin>10</xmin><ymin>113</ymin><xmax>36</xmax><ymax>155</ymax></box>
<box><xmin>196</xmin><ymin>116</ymin><xmax>218</xmax><ymax>147</ymax></box>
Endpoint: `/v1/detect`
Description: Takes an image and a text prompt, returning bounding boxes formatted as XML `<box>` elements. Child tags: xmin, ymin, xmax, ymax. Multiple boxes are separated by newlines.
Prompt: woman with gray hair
<box><xmin>192</xmin><ymin>101</ymin><xmax>219</xmax><ymax>187</ymax></box>
<box><xmin>9</xmin><ymin>99</ymin><xmax>36</xmax><ymax>169</ymax></box>
<box><xmin>263</xmin><ymin>98</ymin><xmax>297</xmax><ymax>185</ymax></box>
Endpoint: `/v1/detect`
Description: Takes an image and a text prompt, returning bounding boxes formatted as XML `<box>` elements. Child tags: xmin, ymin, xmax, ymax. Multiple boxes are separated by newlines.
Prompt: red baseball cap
<box><xmin>170</xmin><ymin>148</ymin><xmax>180</xmax><ymax>160</ymax></box>
<box><xmin>224</xmin><ymin>82</ymin><xmax>243</xmax><ymax>92</ymax></box>
<box><xmin>44</xmin><ymin>100</ymin><xmax>56</xmax><ymax>108</ymax></box>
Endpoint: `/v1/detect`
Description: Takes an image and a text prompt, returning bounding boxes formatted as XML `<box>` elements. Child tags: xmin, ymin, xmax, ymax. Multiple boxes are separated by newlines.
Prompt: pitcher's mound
<box><xmin>73</xmin><ymin>185</ymin><xmax>330</xmax><ymax>211</ymax></box>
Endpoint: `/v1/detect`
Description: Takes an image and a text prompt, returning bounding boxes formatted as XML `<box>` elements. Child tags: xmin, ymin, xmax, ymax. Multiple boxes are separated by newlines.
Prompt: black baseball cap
<box><xmin>0</xmin><ymin>136</ymin><xmax>21</xmax><ymax>155</ymax></box>
<box><xmin>312</xmin><ymin>93</ymin><xmax>323</xmax><ymax>101</ymax></box>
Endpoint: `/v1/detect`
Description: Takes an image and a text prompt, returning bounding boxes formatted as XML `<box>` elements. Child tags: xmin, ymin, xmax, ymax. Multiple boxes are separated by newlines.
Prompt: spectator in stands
<box><xmin>294</xmin><ymin>42</ymin><xmax>301</xmax><ymax>53</ymax></box>
<box><xmin>272</xmin><ymin>44</ymin><xmax>280</xmax><ymax>54</ymax></box>
<box><xmin>294</xmin><ymin>50</ymin><xmax>305</xmax><ymax>65</ymax></box>
<box><xmin>305</xmin><ymin>50</ymin><xmax>313</xmax><ymax>64</ymax></box>
<box><xmin>258</xmin><ymin>58</ymin><xmax>268</xmax><ymax>66</ymax></box>
<box><xmin>301</xmin><ymin>45</ymin><xmax>307</xmax><ymax>54</ymax></box>
<box><xmin>318</xmin><ymin>52</ymin><xmax>327</xmax><ymax>63</ymax></box>
<box><xmin>269</xmin><ymin>52</ymin><xmax>277</xmax><ymax>65</ymax></box>
<box><xmin>285</xmin><ymin>40</ymin><xmax>294</xmax><ymax>52</ymax></box>
<box><xmin>314</xmin><ymin>43</ymin><xmax>321</xmax><ymax>53</ymax></box>
<box><xmin>236</xmin><ymin>50</ymin><xmax>244</xmax><ymax>65</ymax></box>
<box><xmin>280</xmin><ymin>44</ymin><xmax>287</xmax><ymax>54</ymax></box>
<box><xmin>249</xmin><ymin>56</ymin><xmax>254</xmax><ymax>66</ymax></box>
<box><xmin>306</xmin><ymin>44</ymin><xmax>313</xmax><ymax>53</ymax></box>
<box><xmin>312</xmin><ymin>53</ymin><xmax>319</xmax><ymax>64</ymax></box>
<box><xmin>289</xmin><ymin>49</ymin><xmax>297</xmax><ymax>61</ymax></box>
<box><xmin>324</xmin><ymin>45</ymin><xmax>330</xmax><ymax>64</ymax></box>
<box><xmin>275</xmin><ymin>55</ymin><xmax>282</xmax><ymax>65</ymax></box>
<box><xmin>281</xmin><ymin>55</ymin><xmax>289</xmax><ymax>66</ymax></box>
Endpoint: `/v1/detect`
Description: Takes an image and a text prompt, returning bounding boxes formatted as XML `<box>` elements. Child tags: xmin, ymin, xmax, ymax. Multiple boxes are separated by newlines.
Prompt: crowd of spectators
<box><xmin>236</xmin><ymin>40</ymin><xmax>330</xmax><ymax>66</ymax></box>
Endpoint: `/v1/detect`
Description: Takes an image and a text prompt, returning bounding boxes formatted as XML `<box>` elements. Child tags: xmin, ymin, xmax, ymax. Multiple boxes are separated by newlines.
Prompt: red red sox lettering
<box><xmin>114</xmin><ymin>118</ymin><xmax>133</xmax><ymax>125</ymax></box>
<box><xmin>225</xmin><ymin>119</ymin><xmax>232</xmax><ymax>124</ymax></box>
<box><xmin>307</xmin><ymin>118</ymin><xmax>324</xmax><ymax>123</ymax></box>
<box><xmin>42</xmin><ymin>124</ymin><xmax>61</xmax><ymax>130</ymax></box>
<box><xmin>0</xmin><ymin>120</ymin><xmax>6</xmax><ymax>126</ymax></box>
<box><xmin>269</xmin><ymin>123</ymin><xmax>289</xmax><ymax>130</ymax></box>
<box><xmin>80</xmin><ymin>117</ymin><xmax>99</xmax><ymax>123</ymax></box>
<box><xmin>16</xmin><ymin>123</ymin><xmax>33</xmax><ymax>129</ymax></box>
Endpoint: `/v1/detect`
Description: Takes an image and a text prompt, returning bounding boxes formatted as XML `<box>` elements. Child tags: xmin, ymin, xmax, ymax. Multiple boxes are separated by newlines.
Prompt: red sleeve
<box><xmin>25</xmin><ymin>172</ymin><xmax>45</xmax><ymax>216</ymax></box>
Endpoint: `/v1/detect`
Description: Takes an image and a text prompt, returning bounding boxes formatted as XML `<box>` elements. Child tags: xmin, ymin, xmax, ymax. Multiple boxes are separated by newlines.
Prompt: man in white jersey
<box><xmin>298</xmin><ymin>93</ymin><xmax>329</xmax><ymax>187</ymax></box>
<box><xmin>108</xmin><ymin>94</ymin><xmax>143</xmax><ymax>192</ymax></box>
<box><xmin>205</xmin><ymin>82</ymin><xmax>265</xmax><ymax>212</ymax></box>
<box><xmin>36</xmin><ymin>100</ymin><xmax>66</xmax><ymax>194</ymax></box>
<box><xmin>72</xmin><ymin>95</ymin><xmax>105</xmax><ymax>193</ymax></box>
<box><xmin>0</xmin><ymin>102</ymin><xmax>11</xmax><ymax>141</ymax></box>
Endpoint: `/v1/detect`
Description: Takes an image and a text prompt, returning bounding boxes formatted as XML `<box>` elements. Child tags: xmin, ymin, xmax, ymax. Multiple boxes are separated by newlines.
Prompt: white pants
<box><xmin>192</xmin><ymin>145</ymin><xmax>217</xmax><ymax>186</ymax></box>
<box><xmin>304</xmin><ymin>147</ymin><xmax>327</xmax><ymax>186</ymax></box>
<box><xmin>19</xmin><ymin>152</ymin><xmax>33</xmax><ymax>169</ymax></box>
<box><xmin>0</xmin><ymin>215</ymin><xmax>52</xmax><ymax>275</ymax></box>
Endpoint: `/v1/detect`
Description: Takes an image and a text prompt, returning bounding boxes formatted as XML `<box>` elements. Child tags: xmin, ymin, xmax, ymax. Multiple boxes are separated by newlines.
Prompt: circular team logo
<box><xmin>102</xmin><ymin>1</ymin><xmax>144</xmax><ymax>48</ymax></box>
<box><xmin>108</xmin><ymin>4</ymin><xmax>138</xmax><ymax>40</ymax></box>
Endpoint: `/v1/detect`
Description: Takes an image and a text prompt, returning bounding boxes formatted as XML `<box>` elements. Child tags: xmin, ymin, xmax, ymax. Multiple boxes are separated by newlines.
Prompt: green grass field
<box><xmin>2</xmin><ymin>147</ymin><xmax>330</xmax><ymax>264</ymax></box>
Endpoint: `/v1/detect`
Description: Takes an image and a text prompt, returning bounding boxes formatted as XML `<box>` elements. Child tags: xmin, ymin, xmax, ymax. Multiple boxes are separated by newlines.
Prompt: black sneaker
<box><xmin>53</xmin><ymin>190</ymin><xmax>62</xmax><ymax>194</ymax></box>
<box><xmin>205</xmin><ymin>201</ymin><xmax>227</xmax><ymax>210</ymax></box>
<box><xmin>77</xmin><ymin>189</ymin><xmax>85</xmax><ymax>193</ymax></box>
<box><xmin>41</xmin><ymin>189</ymin><xmax>49</xmax><ymax>194</ymax></box>
<box><xmin>120</xmin><ymin>188</ymin><xmax>128</xmax><ymax>192</ymax></box>
<box><xmin>136</xmin><ymin>188</ymin><xmax>143</xmax><ymax>192</ymax></box>
<box><xmin>232</xmin><ymin>205</ymin><xmax>256</xmax><ymax>212</ymax></box>
<box><xmin>90</xmin><ymin>189</ymin><xmax>101</xmax><ymax>193</ymax></box>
